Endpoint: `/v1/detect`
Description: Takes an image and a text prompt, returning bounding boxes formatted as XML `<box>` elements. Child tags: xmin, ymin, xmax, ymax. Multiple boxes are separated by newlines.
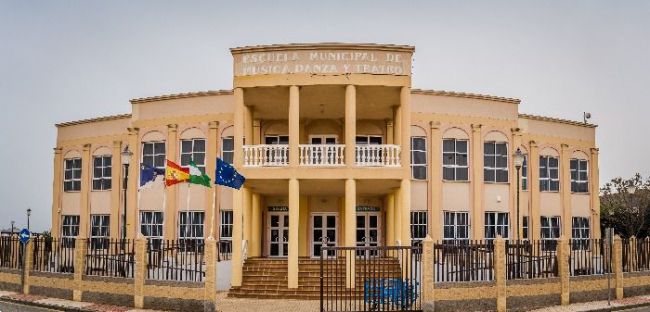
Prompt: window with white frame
<box><xmin>180</xmin><ymin>139</ymin><xmax>206</xmax><ymax>172</ymax></box>
<box><xmin>179</xmin><ymin>211</ymin><xmax>205</xmax><ymax>247</ymax></box>
<box><xmin>411</xmin><ymin>137</ymin><xmax>427</xmax><ymax>180</ymax></box>
<box><xmin>355</xmin><ymin>135</ymin><xmax>382</xmax><ymax>145</ymax></box>
<box><xmin>443</xmin><ymin>139</ymin><xmax>469</xmax><ymax>181</ymax></box>
<box><xmin>140</xmin><ymin>211</ymin><xmax>163</xmax><ymax>249</ymax></box>
<box><xmin>92</xmin><ymin>155</ymin><xmax>112</xmax><ymax>191</ymax></box>
<box><xmin>61</xmin><ymin>215</ymin><xmax>80</xmax><ymax>247</ymax></box>
<box><xmin>90</xmin><ymin>215</ymin><xmax>109</xmax><ymax>249</ymax></box>
<box><xmin>521</xmin><ymin>156</ymin><xmax>528</xmax><ymax>191</ymax></box>
<box><xmin>539</xmin><ymin>156</ymin><xmax>560</xmax><ymax>192</ymax></box>
<box><xmin>485</xmin><ymin>212</ymin><xmax>509</xmax><ymax>239</ymax></box>
<box><xmin>221</xmin><ymin>137</ymin><xmax>234</xmax><ymax>164</ymax></box>
<box><xmin>541</xmin><ymin>216</ymin><xmax>561</xmax><ymax>251</ymax></box>
<box><xmin>571</xmin><ymin>159</ymin><xmax>589</xmax><ymax>193</ymax></box>
<box><xmin>443</xmin><ymin>211</ymin><xmax>470</xmax><ymax>240</ymax></box>
<box><xmin>410</xmin><ymin>211</ymin><xmax>428</xmax><ymax>244</ymax></box>
<box><xmin>220</xmin><ymin>210</ymin><xmax>233</xmax><ymax>240</ymax></box>
<box><xmin>522</xmin><ymin>216</ymin><xmax>529</xmax><ymax>240</ymax></box>
<box><xmin>142</xmin><ymin>141</ymin><xmax>166</xmax><ymax>169</ymax></box>
<box><xmin>572</xmin><ymin>217</ymin><xmax>590</xmax><ymax>250</ymax></box>
<box><xmin>484</xmin><ymin>141</ymin><xmax>508</xmax><ymax>183</ymax></box>
<box><xmin>63</xmin><ymin>158</ymin><xmax>82</xmax><ymax>192</ymax></box>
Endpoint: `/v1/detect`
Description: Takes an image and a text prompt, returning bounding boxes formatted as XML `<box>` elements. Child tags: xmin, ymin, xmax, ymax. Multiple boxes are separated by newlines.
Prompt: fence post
<box><xmin>495</xmin><ymin>236</ymin><xmax>506</xmax><ymax>312</ymax></box>
<box><xmin>629</xmin><ymin>236</ymin><xmax>637</xmax><ymax>272</ymax></box>
<box><xmin>23</xmin><ymin>238</ymin><xmax>35</xmax><ymax>294</ymax></box>
<box><xmin>421</xmin><ymin>236</ymin><xmax>435</xmax><ymax>312</ymax></box>
<box><xmin>204</xmin><ymin>238</ymin><xmax>217</xmax><ymax>312</ymax></box>
<box><xmin>614</xmin><ymin>235</ymin><xmax>623</xmax><ymax>300</ymax></box>
<box><xmin>73</xmin><ymin>238</ymin><xmax>88</xmax><ymax>301</ymax></box>
<box><xmin>557</xmin><ymin>236</ymin><xmax>570</xmax><ymax>305</ymax></box>
<box><xmin>134</xmin><ymin>236</ymin><xmax>147</xmax><ymax>308</ymax></box>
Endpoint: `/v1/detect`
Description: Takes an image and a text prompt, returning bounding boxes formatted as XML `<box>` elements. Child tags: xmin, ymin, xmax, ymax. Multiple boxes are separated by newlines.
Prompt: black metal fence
<box><xmin>320</xmin><ymin>245</ymin><xmax>422</xmax><ymax>312</ymax></box>
<box><xmin>146</xmin><ymin>239</ymin><xmax>205</xmax><ymax>282</ymax></box>
<box><xmin>505</xmin><ymin>240</ymin><xmax>558</xmax><ymax>280</ymax></box>
<box><xmin>434</xmin><ymin>240</ymin><xmax>494</xmax><ymax>282</ymax></box>
<box><xmin>85</xmin><ymin>239</ymin><xmax>134</xmax><ymax>278</ymax></box>
<box><xmin>0</xmin><ymin>236</ymin><xmax>22</xmax><ymax>269</ymax></box>
<box><xmin>32</xmin><ymin>238</ymin><xmax>75</xmax><ymax>273</ymax></box>
<box><xmin>569</xmin><ymin>239</ymin><xmax>609</xmax><ymax>276</ymax></box>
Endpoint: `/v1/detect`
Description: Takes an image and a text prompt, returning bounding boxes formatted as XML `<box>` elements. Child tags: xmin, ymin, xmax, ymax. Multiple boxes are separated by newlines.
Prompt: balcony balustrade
<box><xmin>299</xmin><ymin>144</ymin><xmax>345</xmax><ymax>166</ymax></box>
<box><xmin>355</xmin><ymin>144</ymin><xmax>401</xmax><ymax>167</ymax></box>
<box><xmin>242</xmin><ymin>144</ymin><xmax>401</xmax><ymax>167</ymax></box>
<box><xmin>243</xmin><ymin>144</ymin><xmax>289</xmax><ymax>167</ymax></box>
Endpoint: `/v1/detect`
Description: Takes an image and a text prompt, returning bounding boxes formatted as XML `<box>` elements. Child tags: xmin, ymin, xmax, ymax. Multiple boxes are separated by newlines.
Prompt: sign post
<box><xmin>19</xmin><ymin>228</ymin><xmax>30</xmax><ymax>293</ymax></box>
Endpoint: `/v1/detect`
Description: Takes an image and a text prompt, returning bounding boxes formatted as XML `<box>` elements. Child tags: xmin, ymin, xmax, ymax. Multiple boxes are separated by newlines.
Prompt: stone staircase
<box><xmin>228</xmin><ymin>257</ymin><xmax>403</xmax><ymax>299</ymax></box>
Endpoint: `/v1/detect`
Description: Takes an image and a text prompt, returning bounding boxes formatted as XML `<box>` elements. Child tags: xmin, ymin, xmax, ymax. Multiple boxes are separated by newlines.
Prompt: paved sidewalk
<box><xmin>531</xmin><ymin>295</ymin><xmax>650</xmax><ymax>311</ymax></box>
<box><xmin>0</xmin><ymin>291</ymin><xmax>160</xmax><ymax>312</ymax></box>
<box><xmin>216</xmin><ymin>292</ymin><xmax>319</xmax><ymax>312</ymax></box>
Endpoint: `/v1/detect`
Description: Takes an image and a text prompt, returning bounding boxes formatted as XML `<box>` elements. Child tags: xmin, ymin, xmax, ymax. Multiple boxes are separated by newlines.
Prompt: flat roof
<box><xmin>519</xmin><ymin>113</ymin><xmax>597</xmax><ymax>128</ymax></box>
<box><xmin>130</xmin><ymin>89</ymin><xmax>233</xmax><ymax>104</ymax></box>
<box><xmin>230</xmin><ymin>42</ymin><xmax>415</xmax><ymax>54</ymax></box>
<box><xmin>55</xmin><ymin>113</ymin><xmax>131</xmax><ymax>128</ymax></box>
<box><xmin>411</xmin><ymin>89</ymin><xmax>520</xmax><ymax>104</ymax></box>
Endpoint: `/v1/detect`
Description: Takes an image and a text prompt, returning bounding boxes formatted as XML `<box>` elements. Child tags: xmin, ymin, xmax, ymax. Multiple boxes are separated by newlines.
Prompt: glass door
<box><xmin>265</xmin><ymin>135</ymin><xmax>289</xmax><ymax>164</ymax></box>
<box><xmin>309</xmin><ymin>135</ymin><xmax>337</xmax><ymax>164</ymax></box>
<box><xmin>312</xmin><ymin>213</ymin><xmax>337</xmax><ymax>258</ymax></box>
<box><xmin>269</xmin><ymin>212</ymin><xmax>289</xmax><ymax>257</ymax></box>
<box><xmin>356</xmin><ymin>212</ymin><xmax>380</xmax><ymax>257</ymax></box>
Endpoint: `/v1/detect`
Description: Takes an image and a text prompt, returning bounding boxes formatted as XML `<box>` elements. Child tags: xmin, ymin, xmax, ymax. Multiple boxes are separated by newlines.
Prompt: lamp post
<box><xmin>10</xmin><ymin>221</ymin><xmax>14</xmax><ymax>236</ymax></box>
<box><xmin>513</xmin><ymin>148</ymin><xmax>525</xmax><ymax>241</ymax></box>
<box><xmin>26</xmin><ymin>208</ymin><xmax>32</xmax><ymax>232</ymax></box>
<box><xmin>121</xmin><ymin>146</ymin><xmax>133</xmax><ymax>240</ymax></box>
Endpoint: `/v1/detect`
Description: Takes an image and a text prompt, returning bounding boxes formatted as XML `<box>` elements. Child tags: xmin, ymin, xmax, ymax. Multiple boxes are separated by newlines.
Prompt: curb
<box><xmin>0</xmin><ymin>296</ymin><xmax>96</xmax><ymax>312</ymax></box>
<box><xmin>587</xmin><ymin>301</ymin><xmax>650</xmax><ymax>312</ymax></box>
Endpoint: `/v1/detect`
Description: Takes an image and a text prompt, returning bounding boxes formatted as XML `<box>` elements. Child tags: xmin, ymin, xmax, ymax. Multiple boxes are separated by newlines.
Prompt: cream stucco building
<box><xmin>51</xmin><ymin>43</ymin><xmax>600</xmax><ymax>291</ymax></box>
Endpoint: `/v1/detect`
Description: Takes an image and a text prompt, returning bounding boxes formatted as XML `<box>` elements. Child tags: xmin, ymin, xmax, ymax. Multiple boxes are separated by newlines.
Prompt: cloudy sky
<box><xmin>1</xmin><ymin>1</ymin><xmax>648</xmax><ymax>232</ymax></box>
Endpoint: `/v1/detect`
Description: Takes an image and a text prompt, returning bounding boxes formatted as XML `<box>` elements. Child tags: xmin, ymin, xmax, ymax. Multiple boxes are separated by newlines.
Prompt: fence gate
<box><xmin>320</xmin><ymin>245</ymin><xmax>422</xmax><ymax>312</ymax></box>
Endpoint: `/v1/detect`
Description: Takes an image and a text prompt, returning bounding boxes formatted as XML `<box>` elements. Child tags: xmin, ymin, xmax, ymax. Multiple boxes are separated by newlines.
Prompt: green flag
<box><xmin>188</xmin><ymin>160</ymin><xmax>211</xmax><ymax>187</ymax></box>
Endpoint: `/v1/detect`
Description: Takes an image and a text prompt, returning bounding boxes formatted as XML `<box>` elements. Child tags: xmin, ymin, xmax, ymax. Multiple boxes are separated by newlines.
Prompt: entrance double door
<box><xmin>356</xmin><ymin>212</ymin><xmax>380</xmax><ymax>257</ymax></box>
<box><xmin>269</xmin><ymin>212</ymin><xmax>289</xmax><ymax>257</ymax></box>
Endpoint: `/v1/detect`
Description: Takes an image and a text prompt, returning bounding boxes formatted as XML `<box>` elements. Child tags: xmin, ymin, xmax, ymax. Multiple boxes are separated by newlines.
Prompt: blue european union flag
<box><xmin>215</xmin><ymin>158</ymin><xmax>245</xmax><ymax>190</ymax></box>
<box><xmin>140</xmin><ymin>163</ymin><xmax>165</xmax><ymax>188</ymax></box>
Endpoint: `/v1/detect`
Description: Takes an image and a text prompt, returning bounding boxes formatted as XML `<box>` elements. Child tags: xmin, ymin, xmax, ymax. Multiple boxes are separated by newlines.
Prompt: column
<box><xmin>253</xmin><ymin>119</ymin><xmax>261</xmax><ymax>144</ymax></box>
<box><xmin>614</xmin><ymin>235</ymin><xmax>624</xmax><ymax>299</ymax></box>
<box><xmin>23</xmin><ymin>239</ymin><xmax>34</xmax><ymax>294</ymax></box>
<box><xmin>134</xmin><ymin>236</ymin><xmax>146</xmax><ymax>308</ymax></box>
<box><xmin>344</xmin><ymin>179</ymin><xmax>356</xmax><ymax>288</ymax></box>
<box><xmin>206</xmin><ymin>121</ymin><xmax>219</xmax><ymax>238</ymax></box>
<box><xmin>110</xmin><ymin>140</ymin><xmax>122</xmax><ymax>239</ymax></box>
<box><xmin>243</xmin><ymin>187</ymin><xmax>252</xmax><ymax>244</ymax></box>
<box><xmin>251</xmin><ymin>193</ymin><xmax>262</xmax><ymax>257</ymax></box>
<box><xmin>73</xmin><ymin>238</ymin><xmax>88</xmax><ymax>301</ymax></box>
<box><xmin>386</xmin><ymin>120</ymin><xmax>394</xmax><ymax>144</ymax></box>
<box><xmin>288</xmin><ymin>178</ymin><xmax>300</xmax><ymax>288</ymax></box>
<box><xmin>164</xmin><ymin>124</ymin><xmax>178</xmax><ymax>240</ymax></box>
<box><xmin>394</xmin><ymin>188</ymin><xmax>402</xmax><ymax>244</ymax></box>
<box><xmin>79</xmin><ymin>144</ymin><xmax>91</xmax><ymax>238</ymax></box>
<box><xmin>401</xmin><ymin>179</ymin><xmax>411</xmax><ymax>245</ymax></box>
<box><xmin>470</xmin><ymin>124</ymin><xmax>483</xmax><ymax>239</ymax></box>
<box><xmin>386</xmin><ymin>193</ymin><xmax>395</xmax><ymax>245</ymax></box>
<box><xmin>126</xmin><ymin>127</ymin><xmax>140</xmax><ymax>238</ymax></box>
<box><xmin>590</xmin><ymin>148</ymin><xmax>601</xmax><ymax>238</ymax></box>
<box><xmin>557</xmin><ymin>236</ymin><xmax>570</xmax><ymax>305</ymax></box>
<box><xmin>421</xmin><ymin>236</ymin><xmax>435</xmax><ymax>312</ymax></box>
<box><xmin>231</xmin><ymin>188</ymin><xmax>243</xmax><ymax>287</ymax></box>
<box><xmin>529</xmin><ymin>141</ymin><xmax>541</xmax><ymax>240</ymax></box>
<box><xmin>511</xmin><ymin>129</ymin><xmax>522</xmax><ymax>239</ymax></box>
<box><xmin>244</xmin><ymin>105</ymin><xmax>253</xmax><ymax>145</ymax></box>
<box><xmin>400</xmin><ymin>87</ymin><xmax>411</xmax><ymax>169</ymax></box>
<box><xmin>51</xmin><ymin>148</ymin><xmax>63</xmax><ymax>238</ymax></box>
<box><xmin>495</xmin><ymin>236</ymin><xmax>506</xmax><ymax>312</ymax></box>
<box><xmin>234</xmin><ymin>88</ymin><xmax>245</xmax><ymax>168</ymax></box>
<box><xmin>560</xmin><ymin>144</ymin><xmax>572</xmax><ymax>238</ymax></box>
<box><xmin>430</xmin><ymin>121</ymin><xmax>443</xmax><ymax>241</ymax></box>
<box><xmin>289</xmin><ymin>86</ymin><xmax>300</xmax><ymax>167</ymax></box>
<box><xmin>345</xmin><ymin>85</ymin><xmax>356</xmax><ymax>167</ymax></box>
<box><xmin>393</xmin><ymin>106</ymin><xmax>402</xmax><ymax>146</ymax></box>
<box><xmin>203</xmin><ymin>237</ymin><xmax>218</xmax><ymax>312</ymax></box>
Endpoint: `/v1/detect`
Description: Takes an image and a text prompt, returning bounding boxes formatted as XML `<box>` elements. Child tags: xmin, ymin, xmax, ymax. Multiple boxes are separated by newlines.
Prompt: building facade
<box><xmin>51</xmin><ymin>43</ymin><xmax>600</xmax><ymax>289</ymax></box>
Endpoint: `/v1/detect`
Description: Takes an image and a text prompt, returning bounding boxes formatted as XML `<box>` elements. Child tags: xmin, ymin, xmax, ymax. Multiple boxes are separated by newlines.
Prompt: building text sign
<box><xmin>233</xmin><ymin>49</ymin><xmax>412</xmax><ymax>77</ymax></box>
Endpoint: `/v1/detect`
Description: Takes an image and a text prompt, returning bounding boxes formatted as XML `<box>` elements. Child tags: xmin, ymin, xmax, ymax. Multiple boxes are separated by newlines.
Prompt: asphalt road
<box><xmin>0</xmin><ymin>300</ymin><xmax>62</xmax><ymax>312</ymax></box>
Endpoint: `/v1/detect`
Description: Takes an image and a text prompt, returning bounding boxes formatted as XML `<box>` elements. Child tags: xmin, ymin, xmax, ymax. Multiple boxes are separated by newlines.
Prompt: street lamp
<box><xmin>26</xmin><ymin>208</ymin><xmax>32</xmax><ymax>232</ymax></box>
<box><xmin>513</xmin><ymin>148</ymin><xmax>525</xmax><ymax>241</ymax></box>
<box><xmin>121</xmin><ymin>146</ymin><xmax>133</xmax><ymax>240</ymax></box>
<box><xmin>10</xmin><ymin>221</ymin><xmax>14</xmax><ymax>236</ymax></box>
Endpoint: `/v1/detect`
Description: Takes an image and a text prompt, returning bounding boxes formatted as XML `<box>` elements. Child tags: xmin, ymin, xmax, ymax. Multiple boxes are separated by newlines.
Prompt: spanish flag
<box><xmin>165</xmin><ymin>160</ymin><xmax>189</xmax><ymax>186</ymax></box>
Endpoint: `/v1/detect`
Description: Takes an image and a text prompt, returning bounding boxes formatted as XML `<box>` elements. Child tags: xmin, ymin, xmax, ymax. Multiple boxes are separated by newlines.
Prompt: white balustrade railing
<box><xmin>355</xmin><ymin>144</ymin><xmax>401</xmax><ymax>167</ymax></box>
<box><xmin>242</xmin><ymin>144</ymin><xmax>289</xmax><ymax>167</ymax></box>
<box><xmin>299</xmin><ymin>144</ymin><xmax>345</xmax><ymax>166</ymax></box>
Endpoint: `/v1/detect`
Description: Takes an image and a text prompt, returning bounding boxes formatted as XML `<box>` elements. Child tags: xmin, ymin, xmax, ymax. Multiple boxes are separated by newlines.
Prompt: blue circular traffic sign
<box><xmin>19</xmin><ymin>228</ymin><xmax>30</xmax><ymax>244</ymax></box>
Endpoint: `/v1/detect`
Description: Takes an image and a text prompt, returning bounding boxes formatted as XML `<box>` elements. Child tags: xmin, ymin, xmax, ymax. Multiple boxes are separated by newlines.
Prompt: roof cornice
<box><xmin>519</xmin><ymin>113</ymin><xmax>597</xmax><ymax>128</ymax></box>
<box><xmin>230</xmin><ymin>43</ymin><xmax>415</xmax><ymax>54</ymax></box>
<box><xmin>130</xmin><ymin>89</ymin><xmax>233</xmax><ymax>104</ymax></box>
<box><xmin>56</xmin><ymin>114</ymin><xmax>132</xmax><ymax>128</ymax></box>
<box><xmin>411</xmin><ymin>89</ymin><xmax>520</xmax><ymax>104</ymax></box>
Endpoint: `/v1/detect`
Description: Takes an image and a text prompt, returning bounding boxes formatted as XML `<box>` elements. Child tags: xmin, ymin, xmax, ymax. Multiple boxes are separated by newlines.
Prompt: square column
<box><xmin>386</xmin><ymin>193</ymin><xmax>395</xmax><ymax>245</ymax></box>
<box><xmin>560</xmin><ymin>144</ymin><xmax>572</xmax><ymax>238</ymax></box>
<box><xmin>590</xmin><ymin>148</ymin><xmax>601</xmax><ymax>238</ymax></box>
<box><xmin>206</xmin><ymin>121</ymin><xmax>219</xmax><ymax>238</ymax></box>
<box><xmin>289</xmin><ymin>86</ymin><xmax>300</xmax><ymax>167</ymax></box>
<box><xmin>250</xmin><ymin>193</ymin><xmax>262</xmax><ymax>257</ymax></box>
<box><xmin>126</xmin><ymin>128</ymin><xmax>140</xmax><ymax>238</ymax></box>
<box><xmin>400</xmin><ymin>87</ymin><xmax>411</xmax><ymax>169</ymax></box>
<box><xmin>233</xmin><ymin>88</ymin><xmax>244</xmax><ymax>168</ymax></box>
<box><xmin>470</xmin><ymin>124</ymin><xmax>483</xmax><ymax>239</ymax></box>
<box><xmin>110</xmin><ymin>140</ymin><xmax>122</xmax><ymax>239</ymax></box>
<box><xmin>79</xmin><ymin>144</ymin><xmax>91</xmax><ymax>238</ymax></box>
<box><xmin>231</xmin><ymin>188</ymin><xmax>243</xmax><ymax>287</ymax></box>
<box><xmin>345</xmin><ymin>85</ymin><xmax>356</xmax><ymax>167</ymax></box>
<box><xmin>400</xmin><ymin>179</ymin><xmax>411</xmax><ymax>245</ymax></box>
<box><xmin>430</xmin><ymin>121</ymin><xmax>443</xmax><ymax>241</ymax></box>
<box><xmin>529</xmin><ymin>141</ymin><xmax>541</xmax><ymax>240</ymax></box>
<box><xmin>244</xmin><ymin>105</ymin><xmax>253</xmax><ymax>145</ymax></box>
<box><xmin>51</xmin><ymin>148</ymin><xmax>63</xmax><ymax>238</ymax></box>
<box><xmin>345</xmin><ymin>178</ymin><xmax>356</xmax><ymax>288</ymax></box>
<box><xmin>288</xmin><ymin>178</ymin><xmax>300</xmax><ymax>288</ymax></box>
<box><xmin>394</xmin><ymin>188</ymin><xmax>402</xmax><ymax>244</ymax></box>
<box><xmin>243</xmin><ymin>187</ymin><xmax>253</xmax><ymax>244</ymax></box>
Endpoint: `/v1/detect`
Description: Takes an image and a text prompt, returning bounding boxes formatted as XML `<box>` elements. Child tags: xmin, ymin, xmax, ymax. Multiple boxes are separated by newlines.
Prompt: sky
<box><xmin>0</xmin><ymin>1</ymin><xmax>648</xmax><ymax>232</ymax></box>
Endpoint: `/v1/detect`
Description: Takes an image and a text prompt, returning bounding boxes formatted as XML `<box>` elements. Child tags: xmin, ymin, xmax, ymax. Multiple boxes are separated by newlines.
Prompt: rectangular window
<box><xmin>179</xmin><ymin>211</ymin><xmax>205</xmax><ymax>247</ymax></box>
<box><xmin>539</xmin><ymin>156</ymin><xmax>560</xmax><ymax>192</ymax></box>
<box><xmin>142</xmin><ymin>141</ymin><xmax>166</xmax><ymax>169</ymax></box>
<box><xmin>355</xmin><ymin>135</ymin><xmax>382</xmax><ymax>145</ymax></box>
<box><xmin>485</xmin><ymin>212</ymin><xmax>509</xmax><ymax>239</ymax></box>
<box><xmin>443</xmin><ymin>211</ymin><xmax>470</xmax><ymax>240</ymax></box>
<box><xmin>180</xmin><ymin>139</ymin><xmax>206</xmax><ymax>172</ymax></box>
<box><xmin>220</xmin><ymin>210</ymin><xmax>233</xmax><ymax>240</ymax></box>
<box><xmin>61</xmin><ymin>215</ymin><xmax>80</xmax><ymax>247</ymax></box>
<box><xmin>63</xmin><ymin>158</ymin><xmax>82</xmax><ymax>192</ymax></box>
<box><xmin>221</xmin><ymin>137</ymin><xmax>234</xmax><ymax>164</ymax></box>
<box><xmin>571</xmin><ymin>159</ymin><xmax>589</xmax><ymax>193</ymax></box>
<box><xmin>92</xmin><ymin>155</ymin><xmax>112</xmax><ymax>191</ymax></box>
<box><xmin>572</xmin><ymin>217</ymin><xmax>590</xmax><ymax>250</ymax></box>
<box><xmin>410</xmin><ymin>211</ymin><xmax>428</xmax><ymax>243</ymax></box>
<box><xmin>411</xmin><ymin>137</ymin><xmax>427</xmax><ymax>180</ymax></box>
<box><xmin>90</xmin><ymin>215</ymin><xmax>109</xmax><ymax>249</ymax></box>
<box><xmin>522</xmin><ymin>216</ymin><xmax>529</xmax><ymax>240</ymax></box>
<box><xmin>265</xmin><ymin>135</ymin><xmax>289</xmax><ymax>144</ymax></box>
<box><xmin>521</xmin><ymin>156</ymin><xmax>528</xmax><ymax>190</ymax></box>
<box><xmin>443</xmin><ymin>139</ymin><xmax>469</xmax><ymax>181</ymax></box>
<box><xmin>541</xmin><ymin>216</ymin><xmax>561</xmax><ymax>251</ymax></box>
<box><xmin>484</xmin><ymin>142</ymin><xmax>508</xmax><ymax>183</ymax></box>
<box><xmin>140</xmin><ymin>211</ymin><xmax>164</xmax><ymax>249</ymax></box>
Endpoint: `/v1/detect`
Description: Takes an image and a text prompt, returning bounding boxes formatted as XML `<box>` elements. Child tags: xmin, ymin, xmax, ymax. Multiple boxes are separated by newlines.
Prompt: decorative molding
<box><xmin>230</xmin><ymin>42</ymin><xmax>415</xmax><ymax>54</ymax></box>
<box><xmin>55</xmin><ymin>114</ymin><xmax>131</xmax><ymax>128</ymax></box>
<box><xmin>411</xmin><ymin>89</ymin><xmax>520</xmax><ymax>104</ymax></box>
<box><xmin>130</xmin><ymin>90</ymin><xmax>233</xmax><ymax>104</ymax></box>
<box><xmin>429</xmin><ymin>121</ymin><xmax>441</xmax><ymax>129</ymax></box>
<box><xmin>519</xmin><ymin>113</ymin><xmax>597</xmax><ymax>128</ymax></box>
